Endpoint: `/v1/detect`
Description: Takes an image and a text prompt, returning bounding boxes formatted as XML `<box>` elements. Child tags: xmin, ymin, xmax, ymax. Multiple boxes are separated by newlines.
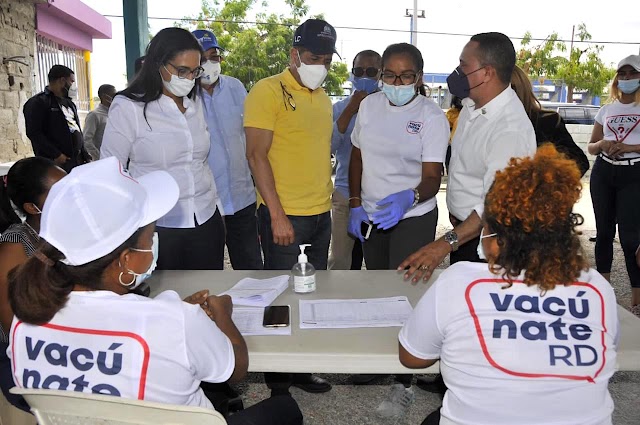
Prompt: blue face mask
<box><xmin>350</xmin><ymin>75</ymin><xmax>379</xmax><ymax>94</ymax></box>
<box><xmin>381</xmin><ymin>82</ymin><xmax>416</xmax><ymax>106</ymax></box>
<box><xmin>618</xmin><ymin>78</ymin><xmax>640</xmax><ymax>94</ymax></box>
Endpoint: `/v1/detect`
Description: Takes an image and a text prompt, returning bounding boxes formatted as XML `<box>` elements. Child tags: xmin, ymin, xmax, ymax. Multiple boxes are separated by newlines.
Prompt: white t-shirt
<box><xmin>595</xmin><ymin>100</ymin><xmax>640</xmax><ymax>159</ymax></box>
<box><xmin>447</xmin><ymin>87</ymin><xmax>537</xmax><ymax>220</ymax></box>
<box><xmin>399</xmin><ymin>262</ymin><xmax>618</xmax><ymax>425</ymax></box>
<box><xmin>8</xmin><ymin>290</ymin><xmax>234</xmax><ymax>410</ymax></box>
<box><xmin>351</xmin><ymin>92</ymin><xmax>449</xmax><ymax>220</ymax></box>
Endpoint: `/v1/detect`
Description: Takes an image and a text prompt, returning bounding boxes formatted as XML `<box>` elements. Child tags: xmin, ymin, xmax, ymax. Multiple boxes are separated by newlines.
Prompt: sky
<box><xmin>82</xmin><ymin>0</ymin><xmax>640</xmax><ymax>96</ymax></box>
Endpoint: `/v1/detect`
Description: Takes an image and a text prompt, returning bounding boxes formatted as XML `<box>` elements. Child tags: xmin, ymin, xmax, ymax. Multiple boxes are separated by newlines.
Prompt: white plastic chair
<box><xmin>10</xmin><ymin>388</ymin><xmax>228</xmax><ymax>425</ymax></box>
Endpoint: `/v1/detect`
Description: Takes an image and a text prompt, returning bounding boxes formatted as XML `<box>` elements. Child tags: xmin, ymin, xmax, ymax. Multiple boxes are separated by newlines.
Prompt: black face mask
<box><xmin>446</xmin><ymin>66</ymin><xmax>485</xmax><ymax>99</ymax></box>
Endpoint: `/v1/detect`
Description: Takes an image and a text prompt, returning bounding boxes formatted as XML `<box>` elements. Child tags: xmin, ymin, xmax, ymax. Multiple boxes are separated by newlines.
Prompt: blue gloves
<box><xmin>348</xmin><ymin>206</ymin><xmax>369</xmax><ymax>242</ymax></box>
<box><xmin>372</xmin><ymin>189</ymin><xmax>415</xmax><ymax>230</ymax></box>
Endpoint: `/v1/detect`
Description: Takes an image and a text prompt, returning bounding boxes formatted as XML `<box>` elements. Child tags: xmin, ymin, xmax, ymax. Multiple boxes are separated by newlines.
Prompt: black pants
<box><xmin>421</xmin><ymin>407</ymin><xmax>441</xmax><ymax>425</ymax></box>
<box><xmin>590</xmin><ymin>157</ymin><xmax>640</xmax><ymax>287</ymax></box>
<box><xmin>156</xmin><ymin>209</ymin><xmax>225</xmax><ymax>270</ymax></box>
<box><xmin>257</xmin><ymin>205</ymin><xmax>331</xmax><ymax>270</ymax></box>
<box><xmin>363</xmin><ymin>208</ymin><xmax>438</xmax><ymax>270</ymax></box>
<box><xmin>226</xmin><ymin>395</ymin><xmax>303</xmax><ymax>425</ymax></box>
<box><xmin>225</xmin><ymin>203</ymin><xmax>263</xmax><ymax>270</ymax></box>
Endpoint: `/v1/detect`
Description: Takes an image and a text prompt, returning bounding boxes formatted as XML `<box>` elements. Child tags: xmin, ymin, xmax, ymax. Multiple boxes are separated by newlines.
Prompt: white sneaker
<box><xmin>376</xmin><ymin>383</ymin><xmax>415</xmax><ymax>418</ymax></box>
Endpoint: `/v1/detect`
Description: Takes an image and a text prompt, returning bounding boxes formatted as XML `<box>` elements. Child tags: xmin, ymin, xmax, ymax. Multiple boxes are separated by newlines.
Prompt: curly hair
<box><xmin>484</xmin><ymin>144</ymin><xmax>588</xmax><ymax>291</ymax></box>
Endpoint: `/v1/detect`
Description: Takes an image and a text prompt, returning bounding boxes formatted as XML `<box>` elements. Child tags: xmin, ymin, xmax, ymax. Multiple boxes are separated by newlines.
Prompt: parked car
<box><xmin>540</xmin><ymin>102</ymin><xmax>600</xmax><ymax>125</ymax></box>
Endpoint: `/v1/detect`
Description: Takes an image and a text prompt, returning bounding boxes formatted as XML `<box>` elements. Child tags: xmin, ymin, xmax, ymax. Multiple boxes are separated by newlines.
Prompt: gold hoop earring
<box><xmin>118</xmin><ymin>271</ymin><xmax>136</xmax><ymax>287</ymax></box>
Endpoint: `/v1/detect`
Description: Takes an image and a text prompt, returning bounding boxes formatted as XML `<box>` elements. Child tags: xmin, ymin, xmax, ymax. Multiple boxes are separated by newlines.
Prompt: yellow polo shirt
<box><xmin>244</xmin><ymin>68</ymin><xmax>333</xmax><ymax>216</ymax></box>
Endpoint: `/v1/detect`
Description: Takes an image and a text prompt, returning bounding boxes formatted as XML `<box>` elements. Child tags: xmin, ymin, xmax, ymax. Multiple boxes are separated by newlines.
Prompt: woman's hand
<box><xmin>597</xmin><ymin>140</ymin><xmax>615</xmax><ymax>156</ymax></box>
<box><xmin>205</xmin><ymin>295</ymin><xmax>233</xmax><ymax>322</ymax></box>
<box><xmin>607</xmin><ymin>142</ymin><xmax>637</xmax><ymax>159</ymax></box>
<box><xmin>183</xmin><ymin>289</ymin><xmax>209</xmax><ymax>305</ymax></box>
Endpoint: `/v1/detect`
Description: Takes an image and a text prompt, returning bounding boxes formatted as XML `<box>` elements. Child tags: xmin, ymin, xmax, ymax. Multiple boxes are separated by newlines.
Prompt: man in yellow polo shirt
<box><xmin>244</xmin><ymin>18</ymin><xmax>337</xmax><ymax>394</ymax></box>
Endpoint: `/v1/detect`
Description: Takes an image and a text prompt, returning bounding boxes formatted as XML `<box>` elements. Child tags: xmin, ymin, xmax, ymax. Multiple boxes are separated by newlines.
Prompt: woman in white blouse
<box><xmin>102</xmin><ymin>27</ymin><xmax>225</xmax><ymax>270</ymax></box>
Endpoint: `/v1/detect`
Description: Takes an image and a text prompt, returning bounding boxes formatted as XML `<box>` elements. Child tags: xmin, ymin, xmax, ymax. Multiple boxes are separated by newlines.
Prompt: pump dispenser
<box><xmin>292</xmin><ymin>244</ymin><xmax>316</xmax><ymax>293</ymax></box>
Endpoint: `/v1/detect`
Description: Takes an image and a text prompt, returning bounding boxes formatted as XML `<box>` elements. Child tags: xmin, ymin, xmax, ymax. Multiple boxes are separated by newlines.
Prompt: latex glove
<box><xmin>348</xmin><ymin>206</ymin><xmax>369</xmax><ymax>242</ymax></box>
<box><xmin>372</xmin><ymin>189</ymin><xmax>414</xmax><ymax>230</ymax></box>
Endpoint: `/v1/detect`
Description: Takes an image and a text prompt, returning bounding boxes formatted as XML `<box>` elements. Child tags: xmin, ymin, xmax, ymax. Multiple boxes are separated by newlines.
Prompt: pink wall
<box><xmin>36</xmin><ymin>0</ymin><xmax>112</xmax><ymax>52</ymax></box>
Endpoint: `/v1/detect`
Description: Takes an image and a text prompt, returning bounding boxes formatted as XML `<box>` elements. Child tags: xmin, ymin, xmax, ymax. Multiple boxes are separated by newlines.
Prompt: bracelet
<box><xmin>348</xmin><ymin>197</ymin><xmax>361</xmax><ymax>202</ymax></box>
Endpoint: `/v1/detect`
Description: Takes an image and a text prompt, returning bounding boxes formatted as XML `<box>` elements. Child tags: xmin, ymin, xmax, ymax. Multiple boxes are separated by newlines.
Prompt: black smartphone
<box><xmin>263</xmin><ymin>305</ymin><xmax>291</xmax><ymax>327</ymax></box>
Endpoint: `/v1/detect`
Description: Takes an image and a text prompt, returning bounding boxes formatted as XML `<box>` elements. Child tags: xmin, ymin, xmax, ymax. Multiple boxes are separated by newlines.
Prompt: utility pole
<box><xmin>405</xmin><ymin>0</ymin><xmax>425</xmax><ymax>46</ymax></box>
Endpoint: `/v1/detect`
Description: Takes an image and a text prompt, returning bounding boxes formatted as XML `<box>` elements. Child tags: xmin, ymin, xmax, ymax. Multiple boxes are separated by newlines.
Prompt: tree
<box><xmin>555</xmin><ymin>24</ymin><xmax>616</xmax><ymax>103</ymax></box>
<box><xmin>516</xmin><ymin>24</ymin><xmax>615</xmax><ymax>102</ymax></box>
<box><xmin>516</xmin><ymin>31</ymin><xmax>566</xmax><ymax>79</ymax></box>
<box><xmin>179</xmin><ymin>0</ymin><xmax>348</xmax><ymax>94</ymax></box>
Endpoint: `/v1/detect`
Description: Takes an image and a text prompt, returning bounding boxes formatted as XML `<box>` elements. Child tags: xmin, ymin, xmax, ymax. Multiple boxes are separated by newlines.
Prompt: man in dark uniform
<box><xmin>24</xmin><ymin>65</ymin><xmax>91</xmax><ymax>172</ymax></box>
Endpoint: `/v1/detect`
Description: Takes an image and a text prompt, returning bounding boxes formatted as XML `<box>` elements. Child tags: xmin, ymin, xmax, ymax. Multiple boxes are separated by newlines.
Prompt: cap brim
<box><xmin>137</xmin><ymin>171</ymin><xmax>179</xmax><ymax>227</ymax></box>
<box><xmin>307</xmin><ymin>47</ymin><xmax>341</xmax><ymax>59</ymax></box>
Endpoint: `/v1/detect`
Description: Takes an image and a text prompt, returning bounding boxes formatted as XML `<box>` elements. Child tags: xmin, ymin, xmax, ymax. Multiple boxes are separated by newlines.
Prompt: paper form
<box><xmin>220</xmin><ymin>275</ymin><xmax>289</xmax><ymax>307</ymax></box>
<box><xmin>232</xmin><ymin>307</ymin><xmax>291</xmax><ymax>336</ymax></box>
<box><xmin>299</xmin><ymin>297</ymin><xmax>413</xmax><ymax>329</ymax></box>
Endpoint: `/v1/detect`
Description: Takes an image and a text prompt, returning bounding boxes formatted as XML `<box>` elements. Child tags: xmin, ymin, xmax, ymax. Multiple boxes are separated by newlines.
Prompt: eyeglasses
<box><xmin>352</xmin><ymin>67</ymin><xmax>380</xmax><ymax>78</ymax></box>
<box><xmin>381</xmin><ymin>71</ymin><xmax>419</xmax><ymax>85</ymax></box>
<box><xmin>165</xmin><ymin>63</ymin><xmax>205</xmax><ymax>79</ymax></box>
<box><xmin>280</xmin><ymin>82</ymin><xmax>296</xmax><ymax>111</ymax></box>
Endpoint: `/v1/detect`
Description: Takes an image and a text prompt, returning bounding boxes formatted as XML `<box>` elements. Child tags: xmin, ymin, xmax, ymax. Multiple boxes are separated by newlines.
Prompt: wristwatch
<box><xmin>411</xmin><ymin>188</ymin><xmax>420</xmax><ymax>207</ymax></box>
<box><xmin>443</xmin><ymin>230</ymin><xmax>459</xmax><ymax>252</ymax></box>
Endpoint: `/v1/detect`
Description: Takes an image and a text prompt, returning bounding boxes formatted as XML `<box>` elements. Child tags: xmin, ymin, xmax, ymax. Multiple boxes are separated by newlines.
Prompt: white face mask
<box><xmin>67</xmin><ymin>82</ymin><xmax>78</xmax><ymax>99</ymax></box>
<box><xmin>477</xmin><ymin>228</ymin><xmax>497</xmax><ymax>260</ymax></box>
<box><xmin>125</xmin><ymin>232</ymin><xmax>159</xmax><ymax>290</ymax></box>
<box><xmin>295</xmin><ymin>50</ymin><xmax>328</xmax><ymax>90</ymax></box>
<box><xmin>162</xmin><ymin>67</ymin><xmax>196</xmax><ymax>97</ymax></box>
<box><xmin>200</xmin><ymin>61</ymin><xmax>221</xmax><ymax>85</ymax></box>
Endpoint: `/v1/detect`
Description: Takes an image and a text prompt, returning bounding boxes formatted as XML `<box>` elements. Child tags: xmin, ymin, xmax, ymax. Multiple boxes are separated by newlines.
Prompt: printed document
<box><xmin>299</xmin><ymin>297</ymin><xmax>413</xmax><ymax>329</ymax></box>
<box><xmin>220</xmin><ymin>275</ymin><xmax>289</xmax><ymax>307</ymax></box>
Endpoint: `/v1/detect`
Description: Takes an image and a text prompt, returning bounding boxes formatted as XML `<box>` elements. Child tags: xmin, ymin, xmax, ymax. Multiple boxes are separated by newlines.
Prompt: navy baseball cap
<box><xmin>192</xmin><ymin>29</ymin><xmax>223</xmax><ymax>52</ymax></box>
<box><xmin>293</xmin><ymin>19</ymin><xmax>340</xmax><ymax>57</ymax></box>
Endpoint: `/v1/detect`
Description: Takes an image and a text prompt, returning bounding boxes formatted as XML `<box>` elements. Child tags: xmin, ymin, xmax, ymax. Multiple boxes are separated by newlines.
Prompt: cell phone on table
<box><xmin>361</xmin><ymin>221</ymin><xmax>373</xmax><ymax>240</ymax></box>
<box><xmin>263</xmin><ymin>305</ymin><xmax>291</xmax><ymax>327</ymax></box>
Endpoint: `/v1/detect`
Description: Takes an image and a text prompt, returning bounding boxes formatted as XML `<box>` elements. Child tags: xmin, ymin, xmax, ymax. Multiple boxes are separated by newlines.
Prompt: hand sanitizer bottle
<box><xmin>292</xmin><ymin>244</ymin><xmax>316</xmax><ymax>293</ymax></box>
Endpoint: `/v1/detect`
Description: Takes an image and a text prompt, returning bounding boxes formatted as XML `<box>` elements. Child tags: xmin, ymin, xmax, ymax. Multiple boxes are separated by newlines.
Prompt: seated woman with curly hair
<box><xmin>398</xmin><ymin>144</ymin><xmax>619</xmax><ymax>425</ymax></box>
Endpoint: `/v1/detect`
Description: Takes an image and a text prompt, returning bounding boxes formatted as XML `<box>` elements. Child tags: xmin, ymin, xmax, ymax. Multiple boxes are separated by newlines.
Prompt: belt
<box><xmin>599</xmin><ymin>154</ymin><xmax>640</xmax><ymax>166</ymax></box>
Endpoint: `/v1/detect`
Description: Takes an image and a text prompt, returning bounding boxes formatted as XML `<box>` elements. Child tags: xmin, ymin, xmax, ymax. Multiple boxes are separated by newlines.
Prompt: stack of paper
<box><xmin>220</xmin><ymin>275</ymin><xmax>289</xmax><ymax>307</ymax></box>
<box><xmin>299</xmin><ymin>297</ymin><xmax>413</xmax><ymax>329</ymax></box>
<box><xmin>232</xmin><ymin>307</ymin><xmax>291</xmax><ymax>336</ymax></box>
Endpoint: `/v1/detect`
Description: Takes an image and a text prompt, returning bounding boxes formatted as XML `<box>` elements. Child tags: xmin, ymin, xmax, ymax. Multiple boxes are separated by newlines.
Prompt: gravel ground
<box><xmin>224</xmin><ymin>185</ymin><xmax>639</xmax><ymax>424</ymax></box>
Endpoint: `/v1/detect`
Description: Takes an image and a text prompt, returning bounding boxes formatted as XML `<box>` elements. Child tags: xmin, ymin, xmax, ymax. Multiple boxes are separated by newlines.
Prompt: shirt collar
<box><xmin>463</xmin><ymin>86</ymin><xmax>514</xmax><ymax>122</ymax></box>
<box><xmin>159</xmin><ymin>94</ymin><xmax>194</xmax><ymax>113</ymax></box>
<box><xmin>281</xmin><ymin>68</ymin><xmax>306</xmax><ymax>92</ymax></box>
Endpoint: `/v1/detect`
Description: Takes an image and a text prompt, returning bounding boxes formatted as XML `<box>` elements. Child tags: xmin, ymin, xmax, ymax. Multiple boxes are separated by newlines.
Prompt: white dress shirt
<box><xmin>101</xmin><ymin>95</ymin><xmax>218</xmax><ymax>228</ymax></box>
<box><xmin>447</xmin><ymin>87</ymin><xmax>537</xmax><ymax>220</ymax></box>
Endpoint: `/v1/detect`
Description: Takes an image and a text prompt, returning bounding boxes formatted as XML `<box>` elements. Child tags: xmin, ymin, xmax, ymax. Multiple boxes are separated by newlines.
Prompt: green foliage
<box><xmin>178</xmin><ymin>0</ymin><xmax>348</xmax><ymax>92</ymax></box>
<box><xmin>516</xmin><ymin>23</ymin><xmax>615</xmax><ymax>100</ymax></box>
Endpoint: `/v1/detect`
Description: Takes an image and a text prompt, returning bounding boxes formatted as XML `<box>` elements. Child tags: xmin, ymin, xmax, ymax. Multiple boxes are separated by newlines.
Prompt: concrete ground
<box><xmin>227</xmin><ymin>184</ymin><xmax>640</xmax><ymax>424</ymax></box>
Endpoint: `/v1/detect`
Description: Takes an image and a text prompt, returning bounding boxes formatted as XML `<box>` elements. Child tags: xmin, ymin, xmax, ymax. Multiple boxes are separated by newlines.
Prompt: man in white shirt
<box><xmin>83</xmin><ymin>84</ymin><xmax>116</xmax><ymax>160</ymax></box>
<box><xmin>399</xmin><ymin>32</ymin><xmax>536</xmax><ymax>282</ymax></box>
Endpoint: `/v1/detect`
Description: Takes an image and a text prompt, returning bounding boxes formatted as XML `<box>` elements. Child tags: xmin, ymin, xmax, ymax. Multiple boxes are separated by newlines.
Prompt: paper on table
<box><xmin>220</xmin><ymin>275</ymin><xmax>289</xmax><ymax>307</ymax></box>
<box><xmin>232</xmin><ymin>307</ymin><xmax>291</xmax><ymax>336</ymax></box>
<box><xmin>299</xmin><ymin>297</ymin><xmax>413</xmax><ymax>329</ymax></box>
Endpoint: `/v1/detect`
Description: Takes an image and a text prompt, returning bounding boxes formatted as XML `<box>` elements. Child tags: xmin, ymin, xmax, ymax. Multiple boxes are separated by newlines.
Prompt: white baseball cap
<box><xmin>617</xmin><ymin>55</ymin><xmax>640</xmax><ymax>72</ymax></box>
<box><xmin>40</xmin><ymin>157</ymin><xmax>179</xmax><ymax>266</ymax></box>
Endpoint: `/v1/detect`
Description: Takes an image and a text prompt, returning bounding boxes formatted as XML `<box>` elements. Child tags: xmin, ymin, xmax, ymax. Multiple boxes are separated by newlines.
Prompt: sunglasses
<box><xmin>352</xmin><ymin>67</ymin><xmax>380</xmax><ymax>78</ymax></box>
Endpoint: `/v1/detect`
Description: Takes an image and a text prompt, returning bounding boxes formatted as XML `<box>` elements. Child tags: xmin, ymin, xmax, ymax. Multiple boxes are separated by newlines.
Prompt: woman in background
<box><xmin>510</xmin><ymin>65</ymin><xmax>589</xmax><ymax>176</ymax></box>
<box><xmin>587</xmin><ymin>55</ymin><xmax>640</xmax><ymax>316</ymax></box>
<box><xmin>0</xmin><ymin>157</ymin><xmax>65</xmax><ymax>410</ymax></box>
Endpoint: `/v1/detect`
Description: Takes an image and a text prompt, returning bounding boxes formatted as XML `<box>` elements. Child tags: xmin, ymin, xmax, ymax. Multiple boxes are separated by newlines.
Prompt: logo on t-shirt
<box><xmin>11</xmin><ymin>322</ymin><xmax>150</xmax><ymax>399</ymax></box>
<box><xmin>406</xmin><ymin>121</ymin><xmax>423</xmax><ymax>134</ymax></box>
<box><xmin>605</xmin><ymin>114</ymin><xmax>640</xmax><ymax>142</ymax></box>
<box><xmin>465</xmin><ymin>280</ymin><xmax>609</xmax><ymax>383</ymax></box>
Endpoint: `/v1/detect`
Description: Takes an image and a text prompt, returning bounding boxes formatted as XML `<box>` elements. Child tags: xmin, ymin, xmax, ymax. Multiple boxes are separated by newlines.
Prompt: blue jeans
<box><xmin>257</xmin><ymin>205</ymin><xmax>331</xmax><ymax>270</ymax></box>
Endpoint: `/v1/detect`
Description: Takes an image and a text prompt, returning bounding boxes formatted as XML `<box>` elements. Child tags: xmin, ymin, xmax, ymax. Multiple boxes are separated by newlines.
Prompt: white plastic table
<box><xmin>147</xmin><ymin>270</ymin><xmax>640</xmax><ymax>373</ymax></box>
